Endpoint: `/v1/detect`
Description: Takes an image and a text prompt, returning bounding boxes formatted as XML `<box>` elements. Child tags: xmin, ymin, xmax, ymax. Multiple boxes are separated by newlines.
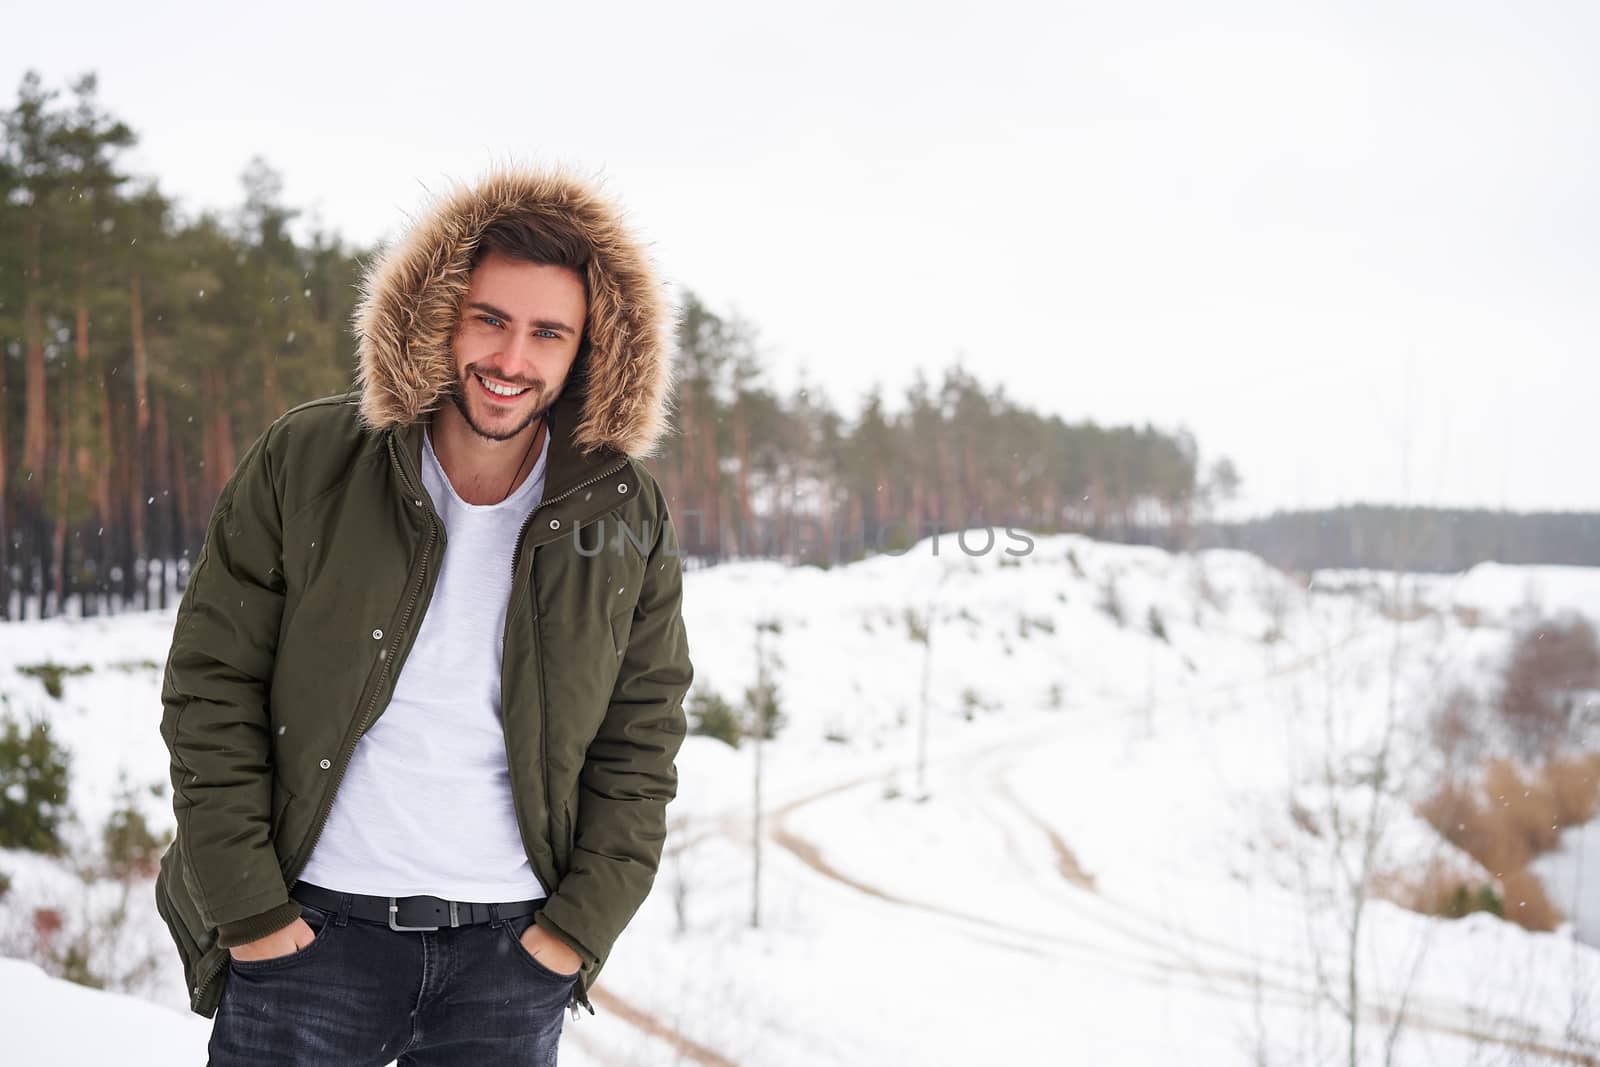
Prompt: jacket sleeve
<box><xmin>534</xmin><ymin>485</ymin><xmax>694</xmax><ymax>969</ymax></box>
<box><xmin>159</xmin><ymin>422</ymin><xmax>300</xmax><ymax>948</ymax></box>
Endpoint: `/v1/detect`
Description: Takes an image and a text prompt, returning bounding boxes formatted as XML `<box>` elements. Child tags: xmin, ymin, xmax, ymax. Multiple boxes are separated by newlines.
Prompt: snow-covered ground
<box><xmin>3</xmin><ymin>531</ymin><xmax>1599</xmax><ymax>1065</ymax></box>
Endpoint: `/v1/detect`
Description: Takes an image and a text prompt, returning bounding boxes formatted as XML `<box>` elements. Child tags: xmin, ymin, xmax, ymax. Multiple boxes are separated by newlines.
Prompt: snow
<box><xmin>3</xmin><ymin>530</ymin><xmax>1600</xmax><ymax>1064</ymax></box>
<box><xmin>1533</xmin><ymin>821</ymin><xmax>1600</xmax><ymax>946</ymax></box>
<box><xmin>0</xmin><ymin>957</ymin><xmax>211</xmax><ymax>1065</ymax></box>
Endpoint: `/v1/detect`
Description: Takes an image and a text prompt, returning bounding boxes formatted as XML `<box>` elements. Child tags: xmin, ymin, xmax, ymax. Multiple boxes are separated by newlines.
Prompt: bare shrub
<box><xmin>1499</xmin><ymin>615</ymin><xmax>1600</xmax><ymax>761</ymax></box>
<box><xmin>1428</xmin><ymin>684</ymin><xmax>1482</xmax><ymax>773</ymax></box>
<box><xmin>1097</xmin><ymin>573</ymin><xmax>1124</xmax><ymax>626</ymax></box>
<box><xmin>101</xmin><ymin>773</ymin><xmax>170</xmax><ymax>881</ymax></box>
<box><xmin>1288</xmin><ymin>798</ymin><xmax>1322</xmax><ymax>838</ymax></box>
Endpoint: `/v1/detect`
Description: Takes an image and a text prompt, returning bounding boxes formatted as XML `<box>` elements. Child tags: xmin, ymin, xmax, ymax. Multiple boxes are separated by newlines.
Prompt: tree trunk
<box><xmin>71</xmin><ymin>272</ymin><xmax>110</xmax><ymax>617</ymax></box>
<box><xmin>130</xmin><ymin>275</ymin><xmax>150</xmax><ymax>609</ymax></box>
<box><xmin>152</xmin><ymin>389</ymin><xmax>174</xmax><ymax>610</ymax></box>
<box><xmin>23</xmin><ymin>220</ymin><xmax>49</xmax><ymax>481</ymax></box>
<box><xmin>91</xmin><ymin>372</ymin><xmax>115</xmax><ymax>618</ymax></box>
<box><xmin>107</xmin><ymin>388</ymin><xmax>129</xmax><ymax>612</ymax></box>
<box><xmin>74</xmin><ymin>281</ymin><xmax>97</xmax><ymax>497</ymax></box>
<box><xmin>262</xmin><ymin>347</ymin><xmax>282</xmax><ymax>425</ymax></box>
<box><xmin>170</xmin><ymin>409</ymin><xmax>195</xmax><ymax>590</ymax></box>
<box><xmin>733</xmin><ymin>395</ymin><xmax>752</xmax><ymax>555</ymax></box>
<box><xmin>679</xmin><ymin>388</ymin><xmax>701</xmax><ymax>556</ymax></box>
<box><xmin>0</xmin><ymin>307</ymin><xmax>9</xmax><ymax>620</ymax></box>
<box><xmin>699</xmin><ymin>393</ymin><xmax>721</xmax><ymax>560</ymax></box>
<box><xmin>202</xmin><ymin>365</ymin><xmax>236</xmax><ymax>502</ymax></box>
<box><xmin>52</xmin><ymin>376</ymin><xmax>70</xmax><ymax>617</ymax></box>
<box><xmin>964</xmin><ymin>442</ymin><xmax>982</xmax><ymax>524</ymax></box>
<box><xmin>94</xmin><ymin>301</ymin><xmax>118</xmax><ymax>614</ymax></box>
<box><xmin>847</xmin><ymin>493</ymin><xmax>863</xmax><ymax>564</ymax></box>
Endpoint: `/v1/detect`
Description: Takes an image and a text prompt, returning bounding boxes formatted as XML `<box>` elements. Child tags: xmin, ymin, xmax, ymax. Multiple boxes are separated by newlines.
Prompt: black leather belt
<box><xmin>290</xmin><ymin>881</ymin><xmax>547</xmax><ymax>931</ymax></box>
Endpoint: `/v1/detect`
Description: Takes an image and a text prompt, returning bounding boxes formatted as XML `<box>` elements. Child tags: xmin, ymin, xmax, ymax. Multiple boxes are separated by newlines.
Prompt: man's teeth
<box><xmin>477</xmin><ymin>374</ymin><xmax>530</xmax><ymax>397</ymax></box>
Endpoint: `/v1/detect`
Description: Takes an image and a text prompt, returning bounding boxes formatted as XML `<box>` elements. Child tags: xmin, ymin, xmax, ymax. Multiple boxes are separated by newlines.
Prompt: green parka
<box><xmin>153</xmin><ymin>166</ymin><xmax>693</xmax><ymax>1021</ymax></box>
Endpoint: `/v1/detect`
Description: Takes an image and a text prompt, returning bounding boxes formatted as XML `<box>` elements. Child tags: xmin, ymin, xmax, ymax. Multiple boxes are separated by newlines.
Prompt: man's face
<box><xmin>447</xmin><ymin>250</ymin><xmax>588</xmax><ymax>441</ymax></box>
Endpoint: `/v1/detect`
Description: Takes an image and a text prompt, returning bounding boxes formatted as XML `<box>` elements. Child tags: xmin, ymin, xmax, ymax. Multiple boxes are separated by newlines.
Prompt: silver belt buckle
<box><xmin>388</xmin><ymin>896</ymin><xmax>457</xmax><ymax>931</ymax></box>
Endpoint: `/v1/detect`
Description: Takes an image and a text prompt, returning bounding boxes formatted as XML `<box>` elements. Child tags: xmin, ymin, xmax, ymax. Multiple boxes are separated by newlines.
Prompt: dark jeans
<box><xmin>208</xmin><ymin>893</ymin><xmax>578</xmax><ymax>1066</ymax></box>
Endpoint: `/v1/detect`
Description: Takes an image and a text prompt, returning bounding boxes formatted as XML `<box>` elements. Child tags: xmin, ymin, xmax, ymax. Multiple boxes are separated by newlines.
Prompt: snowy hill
<box><xmin>3</xmin><ymin>531</ymin><xmax>1599</xmax><ymax>1065</ymax></box>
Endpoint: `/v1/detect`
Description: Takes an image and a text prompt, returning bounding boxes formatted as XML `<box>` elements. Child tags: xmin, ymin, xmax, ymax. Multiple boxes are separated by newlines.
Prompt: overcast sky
<box><xmin>8</xmin><ymin>0</ymin><xmax>1596</xmax><ymax>518</ymax></box>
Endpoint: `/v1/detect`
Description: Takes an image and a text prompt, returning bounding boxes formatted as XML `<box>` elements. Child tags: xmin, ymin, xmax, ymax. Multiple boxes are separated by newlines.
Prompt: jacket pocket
<box><xmin>558</xmin><ymin>801</ymin><xmax>576</xmax><ymax>867</ymax></box>
<box><xmin>155</xmin><ymin>839</ymin><xmax>214</xmax><ymax>992</ymax></box>
<box><xmin>270</xmin><ymin>783</ymin><xmax>294</xmax><ymax>842</ymax></box>
<box><xmin>607</xmin><ymin>599</ymin><xmax>635</xmax><ymax>656</ymax></box>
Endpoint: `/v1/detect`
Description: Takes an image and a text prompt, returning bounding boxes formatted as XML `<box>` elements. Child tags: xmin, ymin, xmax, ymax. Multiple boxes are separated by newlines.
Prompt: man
<box><xmin>153</xmin><ymin>164</ymin><xmax>694</xmax><ymax>1064</ymax></box>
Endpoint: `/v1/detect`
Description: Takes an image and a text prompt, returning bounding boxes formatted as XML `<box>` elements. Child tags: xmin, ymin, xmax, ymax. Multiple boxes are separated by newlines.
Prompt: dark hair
<box><xmin>470</xmin><ymin>217</ymin><xmax>592</xmax><ymax>274</ymax></box>
<box><xmin>468</xmin><ymin>217</ymin><xmax>595</xmax><ymax>365</ymax></box>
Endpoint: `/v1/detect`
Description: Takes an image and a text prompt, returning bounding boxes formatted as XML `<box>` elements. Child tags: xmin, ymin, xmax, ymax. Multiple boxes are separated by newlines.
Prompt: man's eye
<box><xmin>478</xmin><ymin>315</ymin><xmax>503</xmax><ymax>328</ymax></box>
<box><xmin>535</xmin><ymin>329</ymin><xmax>558</xmax><ymax>339</ymax></box>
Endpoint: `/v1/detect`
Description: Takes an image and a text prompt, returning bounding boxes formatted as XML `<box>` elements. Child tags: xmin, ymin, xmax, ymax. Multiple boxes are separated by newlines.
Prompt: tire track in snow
<box><xmin>763</xmin><ymin>732</ymin><xmax>1319</xmax><ymax>1004</ymax></box>
<box><xmin>580</xmin><ymin>986</ymin><xmax>742</xmax><ymax>1067</ymax></box>
<box><xmin>770</xmin><ymin>722</ymin><xmax>1600</xmax><ymax>1064</ymax></box>
<box><xmin>764</xmin><ymin>623</ymin><xmax>1600</xmax><ymax>1064</ymax></box>
<box><xmin>768</xmin><ymin>624</ymin><xmax>1369</xmax><ymax>994</ymax></box>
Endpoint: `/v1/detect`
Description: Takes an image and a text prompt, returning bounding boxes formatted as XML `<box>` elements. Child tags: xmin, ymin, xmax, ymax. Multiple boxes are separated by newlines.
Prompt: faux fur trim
<box><xmin>351</xmin><ymin>164</ymin><xmax>677</xmax><ymax>458</ymax></box>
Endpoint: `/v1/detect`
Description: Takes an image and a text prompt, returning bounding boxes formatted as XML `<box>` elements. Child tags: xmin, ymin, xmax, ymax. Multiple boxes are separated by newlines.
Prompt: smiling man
<box><xmin>153</xmin><ymin>165</ymin><xmax>694</xmax><ymax>1065</ymax></box>
<box><xmin>432</xmin><ymin>251</ymin><xmax>587</xmax><ymax>503</ymax></box>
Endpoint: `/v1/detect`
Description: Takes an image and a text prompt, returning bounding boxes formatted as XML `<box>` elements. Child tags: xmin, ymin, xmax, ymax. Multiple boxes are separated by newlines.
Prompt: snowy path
<box><xmin>741</xmin><ymin>630</ymin><xmax>1600</xmax><ymax>1065</ymax></box>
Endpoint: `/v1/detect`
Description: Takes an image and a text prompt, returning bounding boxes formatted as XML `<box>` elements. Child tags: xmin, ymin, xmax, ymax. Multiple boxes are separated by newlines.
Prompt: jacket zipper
<box><xmin>512</xmin><ymin>456</ymin><xmax>625</xmax><ymax>1020</ymax></box>
<box><xmin>285</xmin><ymin>434</ymin><xmax>440</xmax><ymax>894</ymax></box>
<box><xmin>511</xmin><ymin>456</ymin><xmax>630</xmax><ymax>572</ymax></box>
<box><xmin>191</xmin><ymin>436</ymin><xmax>442</xmax><ymax>1013</ymax></box>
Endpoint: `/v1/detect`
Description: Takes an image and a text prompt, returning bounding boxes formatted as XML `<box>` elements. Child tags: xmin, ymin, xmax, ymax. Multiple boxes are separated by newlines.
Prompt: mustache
<box><xmin>453</xmin><ymin>369</ymin><xmax>545</xmax><ymax>393</ymax></box>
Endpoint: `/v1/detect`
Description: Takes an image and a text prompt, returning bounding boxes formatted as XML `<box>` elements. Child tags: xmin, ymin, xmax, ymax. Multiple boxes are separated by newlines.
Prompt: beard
<box><xmin>447</xmin><ymin>368</ymin><xmax>558</xmax><ymax>442</ymax></box>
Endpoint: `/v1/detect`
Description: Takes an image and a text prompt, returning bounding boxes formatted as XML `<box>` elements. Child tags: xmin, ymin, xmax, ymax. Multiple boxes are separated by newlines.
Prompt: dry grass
<box><xmin>1416</xmin><ymin>779</ymin><xmax>1527</xmax><ymax>876</ymax></box>
<box><xmin>1372</xmin><ymin>855</ymin><xmax>1492</xmax><ymax>916</ymax></box>
<box><xmin>1499</xmin><ymin>868</ymin><xmax>1563</xmax><ymax>932</ymax></box>
<box><xmin>1483</xmin><ymin>759</ymin><xmax>1563</xmax><ymax>861</ymax></box>
<box><xmin>1411</xmin><ymin>752</ymin><xmax>1600</xmax><ymax>931</ymax></box>
<box><xmin>1544</xmin><ymin>751</ymin><xmax>1600</xmax><ymax>825</ymax></box>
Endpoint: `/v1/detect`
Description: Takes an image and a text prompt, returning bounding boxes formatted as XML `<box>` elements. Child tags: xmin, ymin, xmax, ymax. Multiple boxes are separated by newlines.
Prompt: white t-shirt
<box><xmin>296</xmin><ymin>421</ymin><xmax>552</xmax><ymax>900</ymax></box>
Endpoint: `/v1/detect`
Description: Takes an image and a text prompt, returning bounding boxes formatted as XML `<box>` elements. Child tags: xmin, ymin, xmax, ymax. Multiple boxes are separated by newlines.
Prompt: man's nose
<box><xmin>498</xmin><ymin>331</ymin><xmax>536</xmax><ymax>378</ymax></box>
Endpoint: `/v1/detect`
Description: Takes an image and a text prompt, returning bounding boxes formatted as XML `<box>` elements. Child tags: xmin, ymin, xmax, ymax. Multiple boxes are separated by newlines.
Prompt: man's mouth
<box><xmin>474</xmin><ymin>372</ymin><xmax>532</xmax><ymax>403</ymax></box>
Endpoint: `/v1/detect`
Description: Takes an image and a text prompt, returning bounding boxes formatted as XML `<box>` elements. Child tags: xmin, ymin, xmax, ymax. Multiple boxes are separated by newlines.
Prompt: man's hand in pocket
<box><xmin>229</xmin><ymin>917</ymin><xmax>314</xmax><ymax>963</ymax></box>
<box><xmin>519</xmin><ymin>922</ymin><xmax>583</xmax><ymax>976</ymax></box>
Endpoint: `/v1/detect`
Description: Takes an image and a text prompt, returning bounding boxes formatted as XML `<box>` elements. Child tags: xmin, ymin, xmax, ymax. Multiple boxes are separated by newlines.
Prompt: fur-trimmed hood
<box><xmin>351</xmin><ymin>164</ymin><xmax>677</xmax><ymax>459</ymax></box>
